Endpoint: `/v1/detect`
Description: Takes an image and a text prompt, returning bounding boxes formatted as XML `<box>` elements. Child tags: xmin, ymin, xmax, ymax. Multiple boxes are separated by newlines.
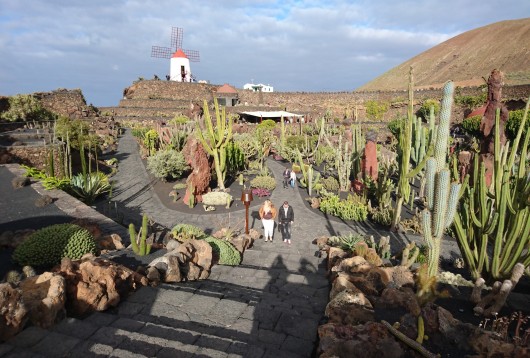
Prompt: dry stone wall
<box><xmin>34</xmin><ymin>88</ymin><xmax>98</xmax><ymax>119</ymax></box>
<box><xmin>115</xmin><ymin>80</ymin><xmax>529</xmax><ymax>123</ymax></box>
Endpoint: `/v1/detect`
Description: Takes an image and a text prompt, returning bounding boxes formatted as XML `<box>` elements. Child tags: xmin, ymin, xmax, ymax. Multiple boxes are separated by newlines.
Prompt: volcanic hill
<box><xmin>357</xmin><ymin>17</ymin><xmax>530</xmax><ymax>91</ymax></box>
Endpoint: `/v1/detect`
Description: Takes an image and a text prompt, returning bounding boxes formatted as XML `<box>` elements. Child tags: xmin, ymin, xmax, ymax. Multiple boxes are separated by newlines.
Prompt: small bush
<box><xmin>319</xmin><ymin>194</ymin><xmax>368</xmax><ymax>221</ymax></box>
<box><xmin>365</xmin><ymin>100</ymin><xmax>389</xmax><ymax>121</ymax></box>
<box><xmin>1</xmin><ymin>94</ymin><xmax>56</xmax><ymax>122</ymax></box>
<box><xmin>204</xmin><ymin>236</ymin><xmax>241</xmax><ymax>266</ymax></box>
<box><xmin>250</xmin><ymin>175</ymin><xmax>276</xmax><ymax>190</ymax></box>
<box><xmin>505</xmin><ymin>109</ymin><xmax>529</xmax><ymax>142</ymax></box>
<box><xmin>257</xmin><ymin>119</ymin><xmax>277</xmax><ymax>130</ymax></box>
<box><xmin>171</xmin><ymin>224</ymin><xmax>206</xmax><ymax>241</ymax></box>
<box><xmin>388</xmin><ymin>118</ymin><xmax>405</xmax><ymax>139</ymax></box>
<box><xmin>13</xmin><ymin>224</ymin><xmax>97</xmax><ymax>267</ymax></box>
<box><xmin>147</xmin><ymin>150</ymin><xmax>189</xmax><ymax>181</ymax></box>
<box><xmin>321</xmin><ymin>176</ymin><xmax>339</xmax><ymax>192</ymax></box>
<box><xmin>461</xmin><ymin>115</ymin><xmax>482</xmax><ymax>137</ymax></box>
<box><xmin>418</xmin><ymin>99</ymin><xmax>440</xmax><ymax>119</ymax></box>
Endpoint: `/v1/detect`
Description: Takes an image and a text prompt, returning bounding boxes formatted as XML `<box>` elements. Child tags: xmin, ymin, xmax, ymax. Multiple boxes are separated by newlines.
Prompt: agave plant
<box><xmin>68</xmin><ymin>172</ymin><xmax>112</xmax><ymax>204</ymax></box>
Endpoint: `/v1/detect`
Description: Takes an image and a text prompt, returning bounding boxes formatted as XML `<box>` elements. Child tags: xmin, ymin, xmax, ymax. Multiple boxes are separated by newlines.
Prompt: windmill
<box><xmin>151</xmin><ymin>27</ymin><xmax>200</xmax><ymax>82</ymax></box>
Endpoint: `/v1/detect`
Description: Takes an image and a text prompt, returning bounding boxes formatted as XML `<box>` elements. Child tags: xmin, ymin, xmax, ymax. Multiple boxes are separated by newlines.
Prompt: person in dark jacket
<box><xmin>278</xmin><ymin>201</ymin><xmax>294</xmax><ymax>244</ymax></box>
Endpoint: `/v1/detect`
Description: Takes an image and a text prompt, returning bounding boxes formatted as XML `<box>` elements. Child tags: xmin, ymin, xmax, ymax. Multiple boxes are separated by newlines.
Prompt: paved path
<box><xmin>0</xmin><ymin>130</ymin><xmax>460</xmax><ymax>357</ymax></box>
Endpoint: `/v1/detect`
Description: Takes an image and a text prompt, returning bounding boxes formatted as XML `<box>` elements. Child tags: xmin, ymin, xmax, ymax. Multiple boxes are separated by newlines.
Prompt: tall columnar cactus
<box><xmin>296</xmin><ymin>149</ymin><xmax>320</xmax><ymax>196</ymax></box>
<box><xmin>421</xmin><ymin>81</ymin><xmax>461</xmax><ymax>279</ymax></box>
<box><xmin>128</xmin><ymin>214</ymin><xmax>152</xmax><ymax>256</ymax></box>
<box><xmin>391</xmin><ymin>67</ymin><xmax>432</xmax><ymax>231</ymax></box>
<box><xmin>279</xmin><ymin>116</ymin><xmax>286</xmax><ymax>156</ymax></box>
<box><xmin>325</xmin><ymin>134</ymin><xmax>353</xmax><ymax>191</ymax></box>
<box><xmin>452</xmin><ymin>97</ymin><xmax>530</xmax><ymax>315</ymax></box>
<box><xmin>351</xmin><ymin>124</ymin><xmax>364</xmax><ymax>180</ymax></box>
<box><xmin>196</xmin><ymin>98</ymin><xmax>233</xmax><ymax>190</ymax></box>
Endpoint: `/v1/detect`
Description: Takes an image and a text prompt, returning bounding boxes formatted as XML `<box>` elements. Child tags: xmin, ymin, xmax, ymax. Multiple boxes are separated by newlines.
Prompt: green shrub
<box><xmin>418</xmin><ymin>99</ymin><xmax>440</xmax><ymax>119</ymax></box>
<box><xmin>370</xmin><ymin>205</ymin><xmax>393</xmax><ymax>226</ymax></box>
<box><xmin>131</xmin><ymin>127</ymin><xmax>150</xmax><ymax>138</ymax></box>
<box><xmin>204</xmin><ymin>236</ymin><xmax>241</xmax><ymax>266</ymax></box>
<box><xmin>319</xmin><ymin>194</ymin><xmax>368</xmax><ymax>221</ymax></box>
<box><xmin>171</xmin><ymin>224</ymin><xmax>206</xmax><ymax>240</ymax></box>
<box><xmin>454</xmin><ymin>93</ymin><xmax>486</xmax><ymax>109</ymax></box>
<box><xmin>314</xmin><ymin>145</ymin><xmax>335</xmax><ymax>167</ymax></box>
<box><xmin>461</xmin><ymin>115</ymin><xmax>482</xmax><ymax>137</ymax></box>
<box><xmin>250</xmin><ymin>175</ymin><xmax>276</xmax><ymax>190</ymax></box>
<box><xmin>147</xmin><ymin>150</ymin><xmax>189</xmax><ymax>181</ymax></box>
<box><xmin>0</xmin><ymin>94</ymin><xmax>56</xmax><ymax>122</ymax></box>
<box><xmin>170</xmin><ymin>115</ymin><xmax>190</xmax><ymax>125</ymax></box>
<box><xmin>321</xmin><ymin>176</ymin><xmax>339</xmax><ymax>192</ymax></box>
<box><xmin>505</xmin><ymin>109</ymin><xmax>529</xmax><ymax>142</ymax></box>
<box><xmin>388</xmin><ymin>118</ymin><xmax>405</xmax><ymax>139</ymax></box>
<box><xmin>365</xmin><ymin>100</ymin><xmax>389</xmax><ymax>121</ymax></box>
<box><xmin>257</xmin><ymin>119</ymin><xmax>277</xmax><ymax>130</ymax></box>
<box><xmin>13</xmin><ymin>224</ymin><xmax>97</xmax><ymax>267</ymax></box>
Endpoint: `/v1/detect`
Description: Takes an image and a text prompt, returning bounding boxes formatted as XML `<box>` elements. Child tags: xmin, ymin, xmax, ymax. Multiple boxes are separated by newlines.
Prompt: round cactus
<box><xmin>13</xmin><ymin>223</ymin><xmax>97</xmax><ymax>267</ymax></box>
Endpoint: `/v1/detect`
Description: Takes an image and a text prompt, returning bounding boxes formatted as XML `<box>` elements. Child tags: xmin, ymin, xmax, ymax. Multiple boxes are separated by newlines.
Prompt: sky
<box><xmin>0</xmin><ymin>1</ymin><xmax>529</xmax><ymax>107</ymax></box>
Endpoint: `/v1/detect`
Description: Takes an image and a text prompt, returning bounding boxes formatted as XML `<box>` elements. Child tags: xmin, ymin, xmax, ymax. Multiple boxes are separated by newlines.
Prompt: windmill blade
<box><xmin>182</xmin><ymin>49</ymin><xmax>200</xmax><ymax>62</ymax></box>
<box><xmin>171</xmin><ymin>27</ymin><xmax>183</xmax><ymax>50</ymax></box>
<box><xmin>151</xmin><ymin>46</ymin><xmax>172</xmax><ymax>58</ymax></box>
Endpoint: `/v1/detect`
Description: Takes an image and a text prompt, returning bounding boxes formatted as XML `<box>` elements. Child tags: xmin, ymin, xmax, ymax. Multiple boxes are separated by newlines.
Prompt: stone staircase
<box><xmin>1</xmin><ymin>249</ymin><xmax>328</xmax><ymax>358</ymax></box>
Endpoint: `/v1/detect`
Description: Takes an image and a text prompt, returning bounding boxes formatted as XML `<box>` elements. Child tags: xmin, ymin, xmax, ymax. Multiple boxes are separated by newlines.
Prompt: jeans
<box><xmin>279</xmin><ymin>221</ymin><xmax>292</xmax><ymax>240</ymax></box>
<box><xmin>283</xmin><ymin>177</ymin><xmax>290</xmax><ymax>188</ymax></box>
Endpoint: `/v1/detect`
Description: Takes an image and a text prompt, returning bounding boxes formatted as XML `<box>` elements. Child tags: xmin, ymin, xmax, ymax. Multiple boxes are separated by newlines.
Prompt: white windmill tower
<box><xmin>151</xmin><ymin>27</ymin><xmax>200</xmax><ymax>82</ymax></box>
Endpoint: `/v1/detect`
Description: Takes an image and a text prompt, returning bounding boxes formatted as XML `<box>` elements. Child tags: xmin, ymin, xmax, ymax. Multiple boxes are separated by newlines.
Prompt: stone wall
<box><xmin>34</xmin><ymin>88</ymin><xmax>98</xmax><ymax>119</ymax></box>
<box><xmin>0</xmin><ymin>145</ymin><xmax>61</xmax><ymax>174</ymax></box>
<box><xmin>116</xmin><ymin>80</ymin><xmax>529</xmax><ymax>122</ymax></box>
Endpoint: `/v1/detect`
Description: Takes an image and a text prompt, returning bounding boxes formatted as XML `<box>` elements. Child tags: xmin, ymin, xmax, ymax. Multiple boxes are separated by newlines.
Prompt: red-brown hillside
<box><xmin>357</xmin><ymin>18</ymin><xmax>530</xmax><ymax>91</ymax></box>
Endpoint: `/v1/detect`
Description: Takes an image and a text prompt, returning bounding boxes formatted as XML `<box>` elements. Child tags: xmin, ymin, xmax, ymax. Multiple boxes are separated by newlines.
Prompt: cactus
<box><xmin>400</xmin><ymin>242</ymin><xmax>419</xmax><ymax>269</ymax></box>
<box><xmin>296</xmin><ymin>149</ymin><xmax>320</xmax><ymax>196</ymax></box>
<box><xmin>129</xmin><ymin>214</ymin><xmax>152</xmax><ymax>256</ymax></box>
<box><xmin>391</xmin><ymin>67</ymin><xmax>433</xmax><ymax>231</ymax></box>
<box><xmin>351</xmin><ymin>124</ymin><xmax>364</xmax><ymax>180</ymax></box>
<box><xmin>453</xmin><ymin>95</ymin><xmax>530</xmax><ymax>291</ymax></box>
<box><xmin>196</xmin><ymin>98</ymin><xmax>233</xmax><ymax>190</ymax></box>
<box><xmin>419</xmin><ymin>81</ymin><xmax>461</xmax><ymax>279</ymax></box>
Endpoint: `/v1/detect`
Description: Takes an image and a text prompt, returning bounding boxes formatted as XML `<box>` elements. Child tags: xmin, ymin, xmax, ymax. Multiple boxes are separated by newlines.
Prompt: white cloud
<box><xmin>0</xmin><ymin>0</ymin><xmax>528</xmax><ymax>106</ymax></box>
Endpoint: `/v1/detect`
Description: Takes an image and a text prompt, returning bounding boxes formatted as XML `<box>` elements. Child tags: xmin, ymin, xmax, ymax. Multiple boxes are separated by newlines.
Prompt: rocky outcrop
<box><xmin>19</xmin><ymin>272</ymin><xmax>66</xmax><ymax>329</ymax></box>
<box><xmin>148</xmin><ymin>239</ymin><xmax>212</xmax><ymax>283</ymax></box>
<box><xmin>0</xmin><ymin>283</ymin><xmax>28</xmax><ymax>342</ymax></box>
<box><xmin>53</xmin><ymin>257</ymin><xmax>148</xmax><ymax>317</ymax></box>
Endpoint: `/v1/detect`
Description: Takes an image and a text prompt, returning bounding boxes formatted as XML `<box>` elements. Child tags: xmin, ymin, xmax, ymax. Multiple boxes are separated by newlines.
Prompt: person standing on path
<box><xmin>259</xmin><ymin>199</ymin><xmax>277</xmax><ymax>242</ymax></box>
<box><xmin>283</xmin><ymin>167</ymin><xmax>291</xmax><ymax>189</ymax></box>
<box><xmin>289</xmin><ymin>170</ymin><xmax>297</xmax><ymax>189</ymax></box>
<box><xmin>278</xmin><ymin>201</ymin><xmax>294</xmax><ymax>245</ymax></box>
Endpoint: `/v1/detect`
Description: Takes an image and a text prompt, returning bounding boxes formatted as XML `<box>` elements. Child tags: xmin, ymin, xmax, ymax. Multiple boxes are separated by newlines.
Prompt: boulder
<box><xmin>325</xmin><ymin>289</ymin><xmax>374</xmax><ymax>325</ymax></box>
<box><xmin>19</xmin><ymin>272</ymin><xmax>66</xmax><ymax>329</ymax></box>
<box><xmin>318</xmin><ymin>321</ymin><xmax>403</xmax><ymax>358</ymax></box>
<box><xmin>150</xmin><ymin>239</ymin><xmax>212</xmax><ymax>282</ymax></box>
<box><xmin>0</xmin><ymin>283</ymin><xmax>28</xmax><ymax>342</ymax></box>
<box><xmin>329</xmin><ymin>274</ymin><xmax>356</xmax><ymax>301</ymax></box>
<box><xmin>54</xmin><ymin>257</ymin><xmax>148</xmax><ymax>317</ymax></box>
<box><xmin>332</xmin><ymin>256</ymin><xmax>372</xmax><ymax>274</ymax></box>
<box><xmin>171</xmin><ymin>239</ymin><xmax>212</xmax><ymax>280</ymax></box>
<box><xmin>97</xmin><ymin>233</ymin><xmax>125</xmax><ymax>250</ymax></box>
<box><xmin>374</xmin><ymin>287</ymin><xmax>421</xmax><ymax>317</ymax></box>
<box><xmin>327</xmin><ymin>247</ymin><xmax>349</xmax><ymax>272</ymax></box>
<box><xmin>229</xmin><ymin>234</ymin><xmax>254</xmax><ymax>254</ymax></box>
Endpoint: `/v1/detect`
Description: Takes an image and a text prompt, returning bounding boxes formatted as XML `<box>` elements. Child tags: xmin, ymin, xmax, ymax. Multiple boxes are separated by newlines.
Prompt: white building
<box><xmin>243</xmin><ymin>83</ymin><xmax>274</xmax><ymax>92</ymax></box>
<box><xmin>170</xmin><ymin>49</ymin><xmax>192</xmax><ymax>82</ymax></box>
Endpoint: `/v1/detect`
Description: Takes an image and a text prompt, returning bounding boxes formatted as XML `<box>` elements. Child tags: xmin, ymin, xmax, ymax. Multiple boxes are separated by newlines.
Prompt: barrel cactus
<box><xmin>13</xmin><ymin>223</ymin><xmax>97</xmax><ymax>267</ymax></box>
<box><xmin>204</xmin><ymin>236</ymin><xmax>241</xmax><ymax>266</ymax></box>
